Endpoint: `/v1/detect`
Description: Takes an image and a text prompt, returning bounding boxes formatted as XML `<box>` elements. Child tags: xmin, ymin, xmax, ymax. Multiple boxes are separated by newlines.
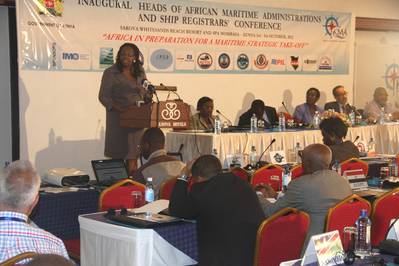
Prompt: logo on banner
<box><xmin>303</xmin><ymin>56</ymin><xmax>318</xmax><ymax>71</ymax></box>
<box><xmin>99</xmin><ymin>48</ymin><xmax>114</xmax><ymax>68</ymax></box>
<box><xmin>237</xmin><ymin>54</ymin><xmax>249</xmax><ymax>70</ymax></box>
<box><xmin>269</xmin><ymin>55</ymin><xmax>286</xmax><ymax>71</ymax></box>
<box><xmin>319</xmin><ymin>56</ymin><xmax>333</xmax><ymax>71</ymax></box>
<box><xmin>197</xmin><ymin>53</ymin><xmax>213</xmax><ymax>69</ymax></box>
<box><xmin>290</xmin><ymin>56</ymin><xmax>300</xmax><ymax>70</ymax></box>
<box><xmin>150</xmin><ymin>49</ymin><xmax>173</xmax><ymax>70</ymax></box>
<box><xmin>323</xmin><ymin>15</ymin><xmax>348</xmax><ymax>39</ymax></box>
<box><xmin>175</xmin><ymin>52</ymin><xmax>195</xmax><ymax>70</ymax></box>
<box><xmin>62</xmin><ymin>50</ymin><xmax>91</xmax><ymax>70</ymax></box>
<box><xmin>254</xmin><ymin>54</ymin><xmax>268</xmax><ymax>69</ymax></box>
<box><xmin>218</xmin><ymin>53</ymin><xmax>231</xmax><ymax>69</ymax></box>
<box><xmin>37</xmin><ymin>0</ymin><xmax>64</xmax><ymax>16</ymax></box>
<box><xmin>383</xmin><ymin>63</ymin><xmax>399</xmax><ymax>93</ymax></box>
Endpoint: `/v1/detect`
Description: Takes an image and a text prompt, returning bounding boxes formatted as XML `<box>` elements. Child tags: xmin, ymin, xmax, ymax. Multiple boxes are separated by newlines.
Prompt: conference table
<box><xmin>79</xmin><ymin>212</ymin><xmax>198</xmax><ymax>266</ymax></box>
<box><xmin>166</xmin><ymin>123</ymin><xmax>399</xmax><ymax>167</ymax></box>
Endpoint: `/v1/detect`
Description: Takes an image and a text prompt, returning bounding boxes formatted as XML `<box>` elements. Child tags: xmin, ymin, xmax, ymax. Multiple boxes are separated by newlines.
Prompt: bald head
<box><xmin>302</xmin><ymin>144</ymin><xmax>332</xmax><ymax>174</ymax></box>
<box><xmin>373</xmin><ymin>87</ymin><xmax>388</xmax><ymax>106</ymax></box>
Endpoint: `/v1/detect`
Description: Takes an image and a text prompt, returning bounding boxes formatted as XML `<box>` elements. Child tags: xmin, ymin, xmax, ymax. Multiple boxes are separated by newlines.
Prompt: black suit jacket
<box><xmin>169</xmin><ymin>173</ymin><xmax>265</xmax><ymax>266</ymax></box>
<box><xmin>324</xmin><ymin>101</ymin><xmax>356</xmax><ymax>115</ymax></box>
<box><xmin>238</xmin><ymin>106</ymin><xmax>278</xmax><ymax>128</ymax></box>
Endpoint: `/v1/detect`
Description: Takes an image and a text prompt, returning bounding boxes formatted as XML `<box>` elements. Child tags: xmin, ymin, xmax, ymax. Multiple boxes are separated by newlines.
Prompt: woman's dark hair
<box><xmin>307</xmin><ymin>87</ymin><xmax>320</xmax><ymax>99</ymax></box>
<box><xmin>115</xmin><ymin>43</ymin><xmax>143</xmax><ymax>78</ymax></box>
<box><xmin>196</xmin><ymin>96</ymin><xmax>213</xmax><ymax>111</ymax></box>
<box><xmin>191</xmin><ymin>155</ymin><xmax>222</xmax><ymax>180</ymax></box>
<box><xmin>319</xmin><ymin>117</ymin><xmax>348</xmax><ymax>139</ymax></box>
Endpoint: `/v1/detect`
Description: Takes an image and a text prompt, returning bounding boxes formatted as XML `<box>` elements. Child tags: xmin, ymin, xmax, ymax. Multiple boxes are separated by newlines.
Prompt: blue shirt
<box><xmin>293</xmin><ymin>103</ymin><xmax>323</xmax><ymax>124</ymax></box>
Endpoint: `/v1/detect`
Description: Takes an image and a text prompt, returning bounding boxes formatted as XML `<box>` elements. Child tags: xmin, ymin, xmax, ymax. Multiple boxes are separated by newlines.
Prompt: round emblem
<box><xmin>197</xmin><ymin>53</ymin><xmax>213</xmax><ymax>69</ymax></box>
<box><xmin>237</xmin><ymin>54</ymin><xmax>249</xmax><ymax>70</ymax></box>
<box><xmin>218</xmin><ymin>53</ymin><xmax>230</xmax><ymax>69</ymax></box>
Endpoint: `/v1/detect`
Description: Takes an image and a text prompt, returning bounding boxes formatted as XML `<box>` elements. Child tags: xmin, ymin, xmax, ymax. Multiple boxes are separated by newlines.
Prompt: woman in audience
<box><xmin>293</xmin><ymin>87</ymin><xmax>323</xmax><ymax>125</ymax></box>
<box><xmin>189</xmin><ymin>96</ymin><xmax>215</xmax><ymax>130</ymax></box>
<box><xmin>319</xmin><ymin>116</ymin><xmax>359</xmax><ymax>164</ymax></box>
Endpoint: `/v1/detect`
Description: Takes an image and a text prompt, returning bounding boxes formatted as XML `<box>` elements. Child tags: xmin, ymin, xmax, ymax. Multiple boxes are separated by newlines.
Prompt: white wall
<box><xmin>0</xmin><ymin>7</ymin><xmax>12</xmax><ymax>167</ymax></box>
<box><xmin>16</xmin><ymin>0</ymin><xmax>399</xmax><ymax>176</ymax></box>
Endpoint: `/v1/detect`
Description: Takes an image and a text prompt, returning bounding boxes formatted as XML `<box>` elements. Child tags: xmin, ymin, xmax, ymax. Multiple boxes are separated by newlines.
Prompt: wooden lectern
<box><xmin>119</xmin><ymin>101</ymin><xmax>190</xmax><ymax>129</ymax></box>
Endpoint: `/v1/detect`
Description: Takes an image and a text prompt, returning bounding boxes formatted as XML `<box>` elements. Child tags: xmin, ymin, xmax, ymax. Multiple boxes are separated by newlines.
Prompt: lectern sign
<box><xmin>120</xmin><ymin>101</ymin><xmax>190</xmax><ymax>129</ymax></box>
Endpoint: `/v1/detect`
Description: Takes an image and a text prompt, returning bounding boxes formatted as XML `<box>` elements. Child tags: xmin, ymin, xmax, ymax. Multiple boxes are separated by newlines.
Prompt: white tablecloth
<box><xmin>166</xmin><ymin>123</ymin><xmax>399</xmax><ymax>167</ymax></box>
<box><xmin>79</xmin><ymin>214</ymin><xmax>197</xmax><ymax>266</ymax></box>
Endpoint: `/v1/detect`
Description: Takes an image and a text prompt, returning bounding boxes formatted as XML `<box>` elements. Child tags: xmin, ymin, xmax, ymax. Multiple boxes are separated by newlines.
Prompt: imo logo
<box><xmin>237</xmin><ymin>54</ymin><xmax>249</xmax><ymax>70</ymax></box>
<box><xmin>150</xmin><ymin>49</ymin><xmax>173</xmax><ymax>70</ymax></box>
<box><xmin>197</xmin><ymin>53</ymin><xmax>213</xmax><ymax>69</ymax></box>
<box><xmin>62</xmin><ymin>52</ymin><xmax>89</xmax><ymax>60</ymax></box>
<box><xmin>99</xmin><ymin>48</ymin><xmax>114</xmax><ymax>67</ymax></box>
<box><xmin>218</xmin><ymin>53</ymin><xmax>230</xmax><ymax>69</ymax></box>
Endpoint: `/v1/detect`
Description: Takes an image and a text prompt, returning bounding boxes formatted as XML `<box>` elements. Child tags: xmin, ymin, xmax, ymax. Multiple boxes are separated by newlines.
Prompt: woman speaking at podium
<box><xmin>99</xmin><ymin>43</ymin><xmax>151</xmax><ymax>173</ymax></box>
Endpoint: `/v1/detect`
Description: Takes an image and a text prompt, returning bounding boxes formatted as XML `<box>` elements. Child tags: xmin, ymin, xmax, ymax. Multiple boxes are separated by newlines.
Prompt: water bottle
<box><xmin>331</xmin><ymin>160</ymin><xmax>341</xmax><ymax>176</ymax></box>
<box><xmin>379</xmin><ymin>107</ymin><xmax>385</xmax><ymax>125</ymax></box>
<box><xmin>388</xmin><ymin>158</ymin><xmax>398</xmax><ymax>177</ymax></box>
<box><xmin>312</xmin><ymin>111</ymin><xmax>320</xmax><ymax>128</ymax></box>
<box><xmin>355</xmin><ymin>209</ymin><xmax>371</xmax><ymax>257</ymax></box>
<box><xmin>249</xmin><ymin>146</ymin><xmax>257</xmax><ymax>167</ymax></box>
<box><xmin>278</xmin><ymin>112</ymin><xmax>286</xmax><ymax>131</ymax></box>
<box><xmin>282</xmin><ymin>165</ymin><xmax>291</xmax><ymax>192</ymax></box>
<box><xmin>367</xmin><ymin>137</ymin><xmax>375</xmax><ymax>153</ymax></box>
<box><xmin>214</xmin><ymin>115</ymin><xmax>222</xmax><ymax>134</ymax></box>
<box><xmin>250</xmin><ymin>113</ymin><xmax>258</xmax><ymax>133</ymax></box>
<box><xmin>145</xmin><ymin>177</ymin><xmax>155</xmax><ymax>203</ymax></box>
<box><xmin>349</xmin><ymin>110</ymin><xmax>356</xmax><ymax>126</ymax></box>
<box><xmin>294</xmin><ymin>142</ymin><xmax>302</xmax><ymax>163</ymax></box>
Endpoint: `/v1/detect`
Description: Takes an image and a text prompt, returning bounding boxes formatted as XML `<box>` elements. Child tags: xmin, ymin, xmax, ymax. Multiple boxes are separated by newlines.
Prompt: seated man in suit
<box><xmin>0</xmin><ymin>160</ymin><xmax>70</xmax><ymax>263</ymax></box>
<box><xmin>133</xmin><ymin>128</ymin><xmax>185</xmax><ymax>199</ymax></box>
<box><xmin>189</xmin><ymin>96</ymin><xmax>215</xmax><ymax>130</ymax></box>
<box><xmin>324</xmin><ymin>85</ymin><xmax>356</xmax><ymax>115</ymax></box>
<box><xmin>364</xmin><ymin>87</ymin><xmax>399</xmax><ymax>122</ymax></box>
<box><xmin>169</xmin><ymin>155</ymin><xmax>265</xmax><ymax>266</ymax></box>
<box><xmin>319</xmin><ymin>117</ymin><xmax>359</xmax><ymax>163</ymax></box>
<box><xmin>238</xmin><ymin>99</ymin><xmax>278</xmax><ymax>128</ymax></box>
<box><xmin>258</xmin><ymin>144</ymin><xmax>352</xmax><ymax>253</ymax></box>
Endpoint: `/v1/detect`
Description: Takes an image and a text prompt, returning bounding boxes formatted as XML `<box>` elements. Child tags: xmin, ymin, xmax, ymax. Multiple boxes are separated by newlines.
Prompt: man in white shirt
<box><xmin>364</xmin><ymin>87</ymin><xmax>399</xmax><ymax>122</ymax></box>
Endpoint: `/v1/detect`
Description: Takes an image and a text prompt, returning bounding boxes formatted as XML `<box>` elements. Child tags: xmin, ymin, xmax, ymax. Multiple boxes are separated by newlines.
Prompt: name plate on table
<box><xmin>343</xmin><ymin>169</ymin><xmax>368</xmax><ymax>190</ymax></box>
<box><xmin>387</xmin><ymin>219</ymin><xmax>399</xmax><ymax>240</ymax></box>
<box><xmin>270</xmin><ymin>150</ymin><xmax>287</xmax><ymax>164</ymax></box>
<box><xmin>302</xmin><ymin>230</ymin><xmax>344</xmax><ymax>266</ymax></box>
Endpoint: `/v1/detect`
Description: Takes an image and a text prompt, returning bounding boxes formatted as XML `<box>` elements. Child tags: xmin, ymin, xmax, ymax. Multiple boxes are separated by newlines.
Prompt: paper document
<box><xmin>132</xmin><ymin>199</ymin><xmax>169</xmax><ymax>213</ymax></box>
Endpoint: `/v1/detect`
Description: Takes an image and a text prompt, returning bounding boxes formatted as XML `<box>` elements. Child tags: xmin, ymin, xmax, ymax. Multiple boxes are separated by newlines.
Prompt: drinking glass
<box><xmin>343</xmin><ymin>226</ymin><xmax>357</xmax><ymax>252</ymax></box>
<box><xmin>131</xmin><ymin>191</ymin><xmax>143</xmax><ymax>209</ymax></box>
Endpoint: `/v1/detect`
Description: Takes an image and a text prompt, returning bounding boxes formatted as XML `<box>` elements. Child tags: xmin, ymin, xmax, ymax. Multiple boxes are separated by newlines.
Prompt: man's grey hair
<box><xmin>0</xmin><ymin>160</ymin><xmax>41</xmax><ymax>210</ymax></box>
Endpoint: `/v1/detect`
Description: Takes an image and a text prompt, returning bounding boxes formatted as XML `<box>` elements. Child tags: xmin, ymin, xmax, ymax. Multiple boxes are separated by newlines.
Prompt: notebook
<box><xmin>91</xmin><ymin>159</ymin><xmax>129</xmax><ymax>186</ymax></box>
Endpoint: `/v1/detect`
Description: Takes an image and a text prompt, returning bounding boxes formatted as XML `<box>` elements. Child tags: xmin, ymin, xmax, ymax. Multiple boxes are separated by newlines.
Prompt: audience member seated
<box><xmin>319</xmin><ymin>116</ymin><xmax>359</xmax><ymax>163</ymax></box>
<box><xmin>257</xmin><ymin>144</ymin><xmax>352</xmax><ymax>253</ymax></box>
<box><xmin>133</xmin><ymin>128</ymin><xmax>185</xmax><ymax>199</ymax></box>
<box><xmin>293</xmin><ymin>87</ymin><xmax>324</xmax><ymax>125</ymax></box>
<box><xmin>364</xmin><ymin>87</ymin><xmax>399</xmax><ymax>122</ymax></box>
<box><xmin>169</xmin><ymin>155</ymin><xmax>265</xmax><ymax>266</ymax></box>
<box><xmin>238</xmin><ymin>99</ymin><xmax>278</xmax><ymax>128</ymax></box>
<box><xmin>324</xmin><ymin>85</ymin><xmax>357</xmax><ymax>115</ymax></box>
<box><xmin>26</xmin><ymin>254</ymin><xmax>74</xmax><ymax>266</ymax></box>
<box><xmin>0</xmin><ymin>160</ymin><xmax>69</xmax><ymax>263</ymax></box>
<box><xmin>189</xmin><ymin>96</ymin><xmax>215</xmax><ymax>130</ymax></box>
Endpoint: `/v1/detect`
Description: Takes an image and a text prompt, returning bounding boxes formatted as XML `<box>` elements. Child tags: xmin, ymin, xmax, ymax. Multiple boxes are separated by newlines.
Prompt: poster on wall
<box><xmin>17</xmin><ymin>0</ymin><xmax>351</xmax><ymax>74</ymax></box>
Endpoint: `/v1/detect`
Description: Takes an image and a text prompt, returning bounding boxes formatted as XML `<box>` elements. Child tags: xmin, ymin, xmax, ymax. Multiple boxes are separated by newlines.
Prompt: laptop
<box><xmin>91</xmin><ymin>159</ymin><xmax>129</xmax><ymax>186</ymax></box>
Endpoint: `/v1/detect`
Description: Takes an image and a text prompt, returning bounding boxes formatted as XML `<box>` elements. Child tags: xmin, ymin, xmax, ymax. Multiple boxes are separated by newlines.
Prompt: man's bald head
<box><xmin>302</xmin><ymin>144</ymin><xmax>332</xmax><ymax>174</ymax></box>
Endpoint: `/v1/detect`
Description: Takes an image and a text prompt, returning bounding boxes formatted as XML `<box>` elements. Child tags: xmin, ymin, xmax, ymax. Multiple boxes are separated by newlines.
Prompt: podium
<box><xmin>120</xmin><ymin>101</ymin><xmax>190</xmax><ymax>129</ymax></box>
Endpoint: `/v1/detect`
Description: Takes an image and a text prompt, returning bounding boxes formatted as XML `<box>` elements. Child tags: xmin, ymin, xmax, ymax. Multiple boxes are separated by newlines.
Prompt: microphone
<box><xmin>353</xmin><ymin>136</ymin><xmax>360</xmax><ymax>143</ymax></box>
<box><xmin>178</xmin><ymin>143</ymin><xmax>184</xmax><ymax>153</ymax></box>
<box><xmin>216</xmin><ymin>110</ymin><xmax>233</xmax><ymax>126</ymax></box>
<box><xmin>282</xmin><ymin>101</ymin><xmax>291</xmax><ymax>116</ymax></box>
<box><xmin>142</xmin><ymin>79</ymin><xmax>156</xmax><ymax>94</ymax></box>
<box><xmin>256</xmin><ymin>138</ymin><xmax>276</xmax><ymax>168</ymax></box>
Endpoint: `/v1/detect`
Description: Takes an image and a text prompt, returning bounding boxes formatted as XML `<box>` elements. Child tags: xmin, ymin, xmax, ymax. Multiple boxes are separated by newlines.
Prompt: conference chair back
<box><xmin>371</xmin><ymin>188</ymin><xmax>399</xmax><ymax>247</ymax></box>
<box><xmin>99</xmin><ymin>179</ymin><xmax>145</xmax><ymax>211</ymax></box>
<box><xmin>231</xmin><ymin>167</ymin><xmax>250</xmax><ymax>182</ymax></box>
<box><xmin>251</xmin><ymin>164</ymin><xmax>284</xmax><ymax>191</ymax></box>
<box><xmin>0</xmin><ymin>252</ymin><xmax>37</xmax><ymax>266</ymax></box>
<box><xmin>325</xmin><ymin>194</ymin><xmax>371</xmax><ymax>244</ymax></box>
<box><xmin>340</xmin><ymin>158</ymin><xmax>368</xmax><ymax>176</ymax></box>
<box><xmin>254</xmin><ymin>208</ymin><xmax>310</xmax><ymax>266</ymax></box>
<box><xmin>159</xmin><ymin>177</ymin><xmax>177</xmax><ymax>200</ymax></box>
<box><xmin>290</xmin><ymin>164</ymin><xmax>304</xmax><ymax>180</ymax></box>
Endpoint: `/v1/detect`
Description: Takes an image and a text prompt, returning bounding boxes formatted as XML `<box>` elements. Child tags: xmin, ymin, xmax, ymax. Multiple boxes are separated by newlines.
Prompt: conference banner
<box><xmin>17</xmin><ymin>0</ymin><xmax>352</xmax><ymax>74</ymax></box>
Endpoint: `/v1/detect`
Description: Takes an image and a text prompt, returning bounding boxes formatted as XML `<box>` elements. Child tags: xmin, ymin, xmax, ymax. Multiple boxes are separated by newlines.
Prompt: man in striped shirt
<box><xmin>0</xmin><ymin>160</ymin><xmax>69</xmax><ymax>263</ymax></box>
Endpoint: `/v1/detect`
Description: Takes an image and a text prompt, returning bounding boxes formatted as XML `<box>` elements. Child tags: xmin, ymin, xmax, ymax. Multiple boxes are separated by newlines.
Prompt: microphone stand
<box><xmin>216</xmin><ymin>110</ymin><xmax>233</xmax><ymax>126</ymax></box>
<box><xmin>256</xmin><ymin>139</ymin><xmax>276</xmax><ymax>168</ymax></box>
